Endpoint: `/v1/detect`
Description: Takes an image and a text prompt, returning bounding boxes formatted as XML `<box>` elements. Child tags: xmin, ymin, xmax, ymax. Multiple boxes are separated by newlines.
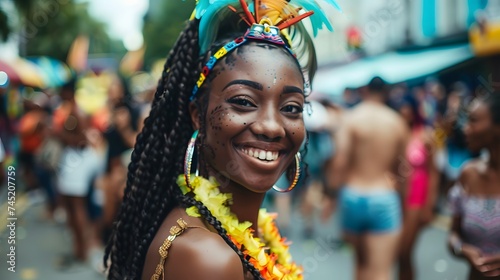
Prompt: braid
<box><xmin>105</xmin><ymin>19</ymin><xmax>199</xmax><ymax>279</ymax></box>
<box><xmin>176</xmin><ymin>194</ymin><xmax>265</xmax><ymax>280</ymax></box>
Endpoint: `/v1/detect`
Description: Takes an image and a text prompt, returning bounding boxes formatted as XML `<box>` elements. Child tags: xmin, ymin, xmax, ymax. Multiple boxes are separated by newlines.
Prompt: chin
<box><xmin>246</xmin><ymin>176</ymin><xmax>280</xmax><ymax>192</ymax></box>
<box><xmin>231</xmin><ymin>173</ymin><xmax>280</xmax><ymax>193</ymax></box>
<box><xmin>212</xmin><ymin>170</ymin><xmax>270</xmax><ymax>192</ymax></box>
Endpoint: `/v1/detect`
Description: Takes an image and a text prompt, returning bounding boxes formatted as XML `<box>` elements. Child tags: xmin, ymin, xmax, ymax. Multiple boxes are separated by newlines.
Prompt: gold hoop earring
<box><xmin>273</xmin><ymin>152</ymin><xmax>301</xmax><ymax>193</ymax></box>
<box><xmin>184</xmin><ymin>130</ymin><xmax>199</xmax><ymax>190</ymax></box>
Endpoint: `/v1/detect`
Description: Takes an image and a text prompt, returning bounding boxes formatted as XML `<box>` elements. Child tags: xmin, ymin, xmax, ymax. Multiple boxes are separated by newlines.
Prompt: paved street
<box><xmin>1</xmin><ymin>196</ymin><xmax>469</xmax><ymax>280</ymax></box>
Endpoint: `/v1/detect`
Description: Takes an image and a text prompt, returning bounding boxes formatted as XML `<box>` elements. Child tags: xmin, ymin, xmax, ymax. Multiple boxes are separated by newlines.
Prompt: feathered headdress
<box><xmin>190</xmin><ymin>0</ymin><xmax>340</xmax><ymax>100</ymax></box>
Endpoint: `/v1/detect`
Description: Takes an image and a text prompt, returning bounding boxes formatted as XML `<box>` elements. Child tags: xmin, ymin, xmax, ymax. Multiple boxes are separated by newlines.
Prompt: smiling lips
<box><xmin>240</xmin><ymin>148</ymin><xmax>279</xmax><ymax>161</ymax></box>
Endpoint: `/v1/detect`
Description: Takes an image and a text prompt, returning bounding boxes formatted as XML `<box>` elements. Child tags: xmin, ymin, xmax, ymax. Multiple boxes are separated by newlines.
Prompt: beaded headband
<box><xmin>190</xmin><ymin>0</ymin><xmax>340</xmax><ymax>101</ymax></box>
<box><xmin>191</xmin><ymin>20</ymin><xmax>295</xmax><ymax>101</ymax></box>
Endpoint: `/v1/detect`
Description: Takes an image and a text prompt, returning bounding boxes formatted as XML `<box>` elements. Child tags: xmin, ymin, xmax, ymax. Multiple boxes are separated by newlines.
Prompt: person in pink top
<box><xmin>448</xmin><ymin>92</ymin><xmax>500</xmax><ymax>279</ymax></box>
<box><xmin>397</xmin><ymin>93</ymin><xmax>439</xmax><ymax>280</ymax></box>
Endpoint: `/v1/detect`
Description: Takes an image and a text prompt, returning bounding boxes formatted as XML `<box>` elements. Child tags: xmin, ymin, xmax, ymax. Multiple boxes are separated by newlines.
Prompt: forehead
<box><xmin>210</xmin><ymin>43</ymin><xmax>303</xmax><ymax>83</ymax></box>
<box><xmin>234</xmin><ymin>42</ymin><xmax>294</xmax><ymax>59</ymax></box>
<box><xmin>230</xmin><ymin>44</ymin><xmax>295</xmax><ymax>68</ymax></box>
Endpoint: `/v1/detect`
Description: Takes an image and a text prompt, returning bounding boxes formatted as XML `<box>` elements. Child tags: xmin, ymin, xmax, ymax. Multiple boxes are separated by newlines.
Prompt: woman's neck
<box><xmin>228</xmin><ymin>183</ymin><xmax>266</xmax><ymax>233</ymax></box>
<box><xmin>209</xmin><ymin>171</ymin><xmax>266</xmax><ymax>233</ymax></box>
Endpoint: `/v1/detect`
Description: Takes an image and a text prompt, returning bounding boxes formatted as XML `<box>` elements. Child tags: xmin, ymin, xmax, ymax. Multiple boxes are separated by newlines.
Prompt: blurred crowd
<box><xmin>0</xmin><ymin>70</ymin><xmax>156</xmax><ymax>272</ymax></box>
<box><xmin>0</xmin><ymin>72</ymin><xmax>499</xmax><ymax>279</ymax></box>
<box><xmin>267</xmin><ymin>76</ymin><xmax>500</xmax><ymax>280</ymax></box>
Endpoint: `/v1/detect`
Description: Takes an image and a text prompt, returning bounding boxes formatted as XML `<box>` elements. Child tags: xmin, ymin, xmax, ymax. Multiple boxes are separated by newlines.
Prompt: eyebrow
<box><xmin>223</xmin><ymin>79</ymin><xmax>263</xmax><ymax>91</ymax></box>
<box><xmin>222</xmin><ymin>80</ymin><xmax>304</xmax><ymax>95</ymax></box>
<box><xmin>283</xmin><ymin>86</ymin><xmax>304</xmax><ymax>95</ymax></box>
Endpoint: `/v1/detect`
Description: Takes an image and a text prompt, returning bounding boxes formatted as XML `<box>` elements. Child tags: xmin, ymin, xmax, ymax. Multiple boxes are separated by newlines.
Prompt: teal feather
<box><xmin>247</xmin><ymin>2</ymin><xmax>255</xmax><ymax>14</ymax></box>
<box><xmin>194</xmin><ymin>0</ymin><xmax>341</xmax><ymax>53</ymax></box>
<box><xmin>195</xmin><ymin>0</ymin><xmax>234</xmax><ymax>19</ymax></box>
<box><xmin>323</xmin><ymin>0</ymin><xmax>342</xmax><ymax>12</ymax></box>
<box><xmin>196</xmin><ymin>0</ymin><xmax>239</xmax><ymax>53</ymax></box>
<box><xmin>289</xmin><ymin>0</ymin><xmax>341</xmax><ymax>36</ymax></box>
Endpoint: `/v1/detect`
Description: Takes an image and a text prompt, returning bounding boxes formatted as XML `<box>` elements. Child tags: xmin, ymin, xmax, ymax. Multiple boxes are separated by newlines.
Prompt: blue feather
<box><xmin>289</xmin><ymin>0</ymin><xmax>341</xmax><ymax>36</ymax></box>
<box><xmin>196</xmin><ymin>0</ymin><xmax>238</xmax><ymax>53</ymax></box>
<box><xmin>195</xmin><ymin>0</ymin><xmax>234</xmax><ymax>19</ymax></box>
<box><xmin>248</xmin><ymin>2</ymin><xmax>255</xmax><ymax>14</ymax></box>
<box><xmin>323</xmin><ymin>0</ymin><xmax>342</xmax><ymax>12</ymax></box>
<box><xmin>194</xmin><ymin>0</ymin><xmax>342</xmax><ymax>52</ymax></box>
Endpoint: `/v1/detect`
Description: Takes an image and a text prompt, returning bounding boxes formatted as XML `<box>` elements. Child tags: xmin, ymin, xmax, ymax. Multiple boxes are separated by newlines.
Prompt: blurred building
<box><xmin>313</xmin><ymin>0</ymin><xmax>500</xmax><ymax>97</ymax></box>
<box><xmin>316</xmin><ymin>0</ymin><xmax>499</xmax><ymax>62</ymax></box>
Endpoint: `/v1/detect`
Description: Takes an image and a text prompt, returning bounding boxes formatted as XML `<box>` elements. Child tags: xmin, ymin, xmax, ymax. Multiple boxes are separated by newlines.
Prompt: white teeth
<box><xmin>253</xmin><ymin>150</ymin><xmax>260</xmax><ymax>159</ymax></box>
<box><xmin>259</xmin><ymin>150</ymin><xmax>266</xmax><ymax>160</ymax></box>
<box><xmin>241</xmin><ymin>148</ymin><xmax>279</xmax><ymax>161</ymax></box>
<box><xmin>266</xmin><ymin>151</ymin><xmax>273</xmax><ymax>160</ymax></box>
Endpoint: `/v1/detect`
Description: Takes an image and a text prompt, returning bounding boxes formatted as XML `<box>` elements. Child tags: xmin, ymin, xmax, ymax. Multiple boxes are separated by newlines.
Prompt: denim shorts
<box><xmin>339</xmin><ymin>187</ymin><xmax>402</xmax><ymax>234</ymax></box>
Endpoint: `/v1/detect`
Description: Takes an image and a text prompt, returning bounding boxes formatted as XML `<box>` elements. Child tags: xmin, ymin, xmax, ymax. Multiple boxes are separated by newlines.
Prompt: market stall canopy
<box><xmin>313</xmin><ymin>43</ymin><xmax>474</xmax><ymax>96</ymax></box>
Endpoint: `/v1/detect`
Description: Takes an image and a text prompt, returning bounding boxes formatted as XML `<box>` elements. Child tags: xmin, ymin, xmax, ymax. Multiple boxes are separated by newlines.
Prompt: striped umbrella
<box><xmin>0</xmin><ymin>60</ymin><xmax>22</xmax><ymax>86</ymax></box>
<box><xmin>0</xmin><ymin>58</ymin><xmax>45</xmax><ymax>88</ymax></box>
<box><xmin>27</xmin><ymin>56</ymin><xmax>73</xmax><ymax>88</ymax></box>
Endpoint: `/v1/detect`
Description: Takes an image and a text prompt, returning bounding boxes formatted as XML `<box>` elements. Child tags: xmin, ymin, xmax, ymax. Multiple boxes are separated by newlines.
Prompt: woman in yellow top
<box><xmin>104</xmin><ymin>1</ymin><xmax>339</xmax><ymax>279</ymax></box>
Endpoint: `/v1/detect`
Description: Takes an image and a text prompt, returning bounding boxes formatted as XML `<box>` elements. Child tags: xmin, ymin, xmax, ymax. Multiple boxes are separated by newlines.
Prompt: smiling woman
<box><xmin>104</xmin><ymin>1</ymin><xmax>338</xmax><ymax>279</ymax></box>
<box><xmin>191</xmin><ymin>42</ymin><xmax>306</xmax><ymax>193</ymax></box>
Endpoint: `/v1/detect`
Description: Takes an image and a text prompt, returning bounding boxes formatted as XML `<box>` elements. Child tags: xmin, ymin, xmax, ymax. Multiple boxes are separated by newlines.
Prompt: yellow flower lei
<box><xmin>177</xmin><ymin>175</ymin><xmax>303</xmax><ymax>280</ymax></box>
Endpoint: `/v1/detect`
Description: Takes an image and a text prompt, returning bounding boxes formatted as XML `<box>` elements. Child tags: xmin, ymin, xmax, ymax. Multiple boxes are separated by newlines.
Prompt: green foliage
<box><xmin>13</xmin><ymin>0</ymin><xmax>114</xmax><ymax>61</ymax></box>
<box><xmin>0</xmin><ymin>9</ymin><xmax>9</xmax><ymax>41</ymax></box>
<box><xmin>13</xmin><ymin>0</ymin><xmax>35</xmax><ymax>15</ymax></box>
<box><xmin>142</xmin><ymin>0</ymin><xmax>195</xmax><ymax>69</ymax></box>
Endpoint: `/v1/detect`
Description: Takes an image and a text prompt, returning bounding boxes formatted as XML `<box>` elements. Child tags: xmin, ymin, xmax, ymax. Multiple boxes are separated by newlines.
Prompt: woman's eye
<box><xmin>227</xmin><ymin>97</ymin><xmax>256</xmax><ymax>107</ymax></box>
<box><xmin>282</xmin><ymin>105</ymin><xmax>303</xmax><ymax>114</ymax></box>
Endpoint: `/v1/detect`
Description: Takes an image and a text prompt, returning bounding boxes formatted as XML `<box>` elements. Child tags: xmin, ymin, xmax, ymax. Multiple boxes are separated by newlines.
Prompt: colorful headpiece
<box><xmin>190</xmin><ymin>0</ymin><xmax>340</xmax><ymax>101</ymax></box>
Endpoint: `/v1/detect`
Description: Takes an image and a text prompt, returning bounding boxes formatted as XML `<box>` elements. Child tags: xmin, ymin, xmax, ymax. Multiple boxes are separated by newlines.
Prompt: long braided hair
<box><xmin>104</xmin><ymin>14</ymin><xmax>313</xmax><ymax>278</ymax></box>
<box><xmin>104</xmin><ymin>19</ymin><xmax>199</xmax><ymax>279</ymax></box>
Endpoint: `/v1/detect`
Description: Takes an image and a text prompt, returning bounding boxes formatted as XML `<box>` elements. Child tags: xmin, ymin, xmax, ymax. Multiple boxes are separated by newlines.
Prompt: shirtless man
<box><xmin>326</xmin><ymin>77</ymin><xmax>409</xmax><ymax>280</ymax></box>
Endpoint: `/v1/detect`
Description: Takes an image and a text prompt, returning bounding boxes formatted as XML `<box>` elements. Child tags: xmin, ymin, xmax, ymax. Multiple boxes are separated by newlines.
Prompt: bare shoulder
<box><xmin>336</xmin><ymin>109</ymin><xmax>356</xmax><ymax>134</ymax></box>
<box><xmin>340</xmin><ymin>108</ymin><xmax>355</xmax><ymax>124</ymax></box>
<box><xmin>396</xmin><ymin>113</ymin><xmax>409</xmax><ymax>134</ymax></box>
<box><xmin>459</xmin><ymin>159</ymin><xmax>485</xmax><ymax>192</ymax></box>
<box><xmin>164</xmin><ymin>227</ymin><xmax>244</xmax><ymax>280</ymax></box>
<box><xmin>460</xmin><ymin>159</ymin><xmax>483</xmax><ymax>177</ymax></box>
<box><xmin>351</xmin><ymin>103</ymin><xmax>403</xmax><ymax>123</ymax></box>
<box><xmin>386</xmin><ymin>108</ymin><xmax>408</xmax><ymax>139</ymax></box>
<box><xmin>141</xmin><ymin>208</ymin><xmax>245</xmax><ymax>280</ymax></box>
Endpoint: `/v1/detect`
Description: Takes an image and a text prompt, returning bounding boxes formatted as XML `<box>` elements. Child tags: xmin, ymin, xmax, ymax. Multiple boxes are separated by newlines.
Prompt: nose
<box><xmin>250</xmin><ymin>106</ymin><xmax>286</xmax><ymax>141</ymax></box>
